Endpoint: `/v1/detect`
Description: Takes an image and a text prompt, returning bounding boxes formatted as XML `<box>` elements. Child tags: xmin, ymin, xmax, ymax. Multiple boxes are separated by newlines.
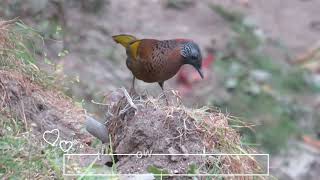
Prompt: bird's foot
<box><xmin>129</xmin><ymin>87</ymin><xmax>137</xmax><ymax>96</ymax></box>
<box><xmin>160</xmin><ymin>91</ymin><xmax>169</xmax><ymax>106</ymax></box>
<box><xmin>165</xmin><ymin>98</ymin><xmax>169</xmax><ymax>106</ymax></box>
<box><xmin>120</xmin><ymin>87</ymin><xmax>138</xmax><ymax>115</ymax></box>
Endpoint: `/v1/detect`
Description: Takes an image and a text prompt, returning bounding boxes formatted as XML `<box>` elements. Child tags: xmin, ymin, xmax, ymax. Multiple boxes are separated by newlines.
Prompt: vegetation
<box><xmin>1</xmin><ymin>1</ymin><xmax>318</xmax><ymax>179</ymax></box>
<box><xmin>211</xmin><ymin>4</ymin><xmax>320</xmax><ymax>153</ymax></box>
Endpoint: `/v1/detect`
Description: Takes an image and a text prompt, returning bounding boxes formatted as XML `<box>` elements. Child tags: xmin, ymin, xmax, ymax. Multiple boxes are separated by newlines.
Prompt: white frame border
<box><xmin>63</xmin><ymin>153</ymin><xmax>270</xmax><ymax>177</ymax></box>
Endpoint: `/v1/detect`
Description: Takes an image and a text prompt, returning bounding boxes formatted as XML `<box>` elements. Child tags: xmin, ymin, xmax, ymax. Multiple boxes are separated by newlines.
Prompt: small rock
<box><xmin>207</xmin><ymin>156</ymin><xmax>216</xmax><ymax>163</ymax></box>
<box><xmin>85</xmin><ymin>116</ymin><xmax>109</xmax><ymax>143</ymax></box>
<box><xmin>272</xmin><ymin>142</ymin><xmax>320</xmax><ymax>180</ymax></box>
<box><xmin>168</xmin><ymin>147</ymin><xmax>180</xmax><ymax>162</ymax></box>
<box><xmin>225</xmin><ymin>78</ymin><xmax>238</xmax><ymax>90</ymax></box>
<box><xmin>246</xmin><ymin>82</ymin><xmax>261</xmax><ymax>95</ymax></box>
<box><xmin>243</xmin><ymin>17</ymin><xmax>266</xmax><ymax>41</ymax></box>
<box><xmin>229</xmin><ymin>62</ymin><xmax>243</xmax><ymax>76</ymax></box>
<box><xmin>243</xmin><ymin>16</ymin><xmax>258</xmax><ymax>28</ymax></box>
<box><xmin>180</xmin><ymin>145</ymin><xmax>189</xmax><ymax>158</ymax></box>
<box><xmin>310</xmin><ymin>74</ymin><xmax>320</xmax><ymax>88</ymax></box>
<box><xmin>254</xmin><ymin>28</ymin><xmax>266</xmax><ymax>41</ymax></box>
<box><xmin>31</xmin><ymin>123</ymin><xmax>37</xmax><ymax>127</ymax></box>
<box><xmin>250</xmin><ymin>69</ymin><xmax>271</xmax><ymax>83</ymax></box>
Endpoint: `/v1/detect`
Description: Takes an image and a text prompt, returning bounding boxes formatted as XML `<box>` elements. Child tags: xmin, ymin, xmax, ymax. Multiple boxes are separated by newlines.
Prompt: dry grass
<box><xmin>0</xmin><ymin>19</ymin><xmax>93</xmax><ymax>179</ymax></box>
<box><xmin>0</xmin><ymin>19</ymin><xmax>267</xmax><ymax>178</ymax></box>
<box><xmin>103</xmin><ymin>89</ymin><xmax>267</xmax><ymax>177</ymax></box>
<box><xmin>0</xmin><ymin>19</ymin><xmax>86</xmax><ymax>136</ymax></box>
<box><xmin>0</xmin><ymin>70</ymin><xmax>86</xmax><ymax>135</ymax></box>
<box><xmin>0</xmin><ymin>18</ymin><xmax>57</xmax><ymax>88</ymax></box>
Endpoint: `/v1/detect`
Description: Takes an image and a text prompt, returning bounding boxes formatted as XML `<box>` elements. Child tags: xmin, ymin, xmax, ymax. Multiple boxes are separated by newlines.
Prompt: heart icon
<box><xmin>43</xmin><ymin>129</ymin><xmax>60</xmax><ymax>146</ymax></box>
<box><xmin>59</xmin><ymin>140</ymin><xmax>73</xmax><ymax>152</ymax></box>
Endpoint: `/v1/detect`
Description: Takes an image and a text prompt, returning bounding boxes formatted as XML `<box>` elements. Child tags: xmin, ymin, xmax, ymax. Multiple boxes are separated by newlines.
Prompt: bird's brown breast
<box><xmin>127</xmin><ymin>39</ymin><xmax>184</xmax><ymax>83</ymax></box>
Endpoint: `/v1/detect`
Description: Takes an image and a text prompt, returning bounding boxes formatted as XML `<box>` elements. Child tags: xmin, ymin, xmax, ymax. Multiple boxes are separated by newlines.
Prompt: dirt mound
<box><xmin>0</xmin><ymin>70</ymin><xmax>90</xmax><ymax>142</ymax></box>
<box><xmin>0</xmin><ymin>19</ymin><xmax>263</xmax><ymax>178</ymax></box>
<box><xmin>0</xmin><ymin>19</ymin><xmax>90</xmax><ymax>143</ymax></box>
<box><xmin>102</xmin><ymin>89</ymin><xmax>261</xmax><ymax>176</ymax></box>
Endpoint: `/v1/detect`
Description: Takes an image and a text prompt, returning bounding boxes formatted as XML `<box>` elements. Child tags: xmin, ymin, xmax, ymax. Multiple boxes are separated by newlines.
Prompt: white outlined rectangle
<box><xmin>63</xmin><ymin>153</ymin><xmax>269</xmax><ymax>177</ymax></box>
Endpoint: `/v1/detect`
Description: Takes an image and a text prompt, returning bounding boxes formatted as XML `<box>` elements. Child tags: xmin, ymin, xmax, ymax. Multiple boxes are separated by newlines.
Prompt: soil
<box><xmin>1</xmin><ymin>0</ymin><xmax>320</xmax><ymax>178</ymax></box>
<box><xmin>103</xmin><ymin>90</ymin><xmax>258</xmax><ymax>176</ymax></box>
<box><xmin>60</xmin><ymin>0</ymin><xmax>320</xmax><ymax>93</ymax></box>
<box><xmin>0</xmin><ymin>67</ymin><xmax>260</xmax><ymax>177</ymax></box>
<box><xmin>2</xmin><ymin>0</ymin><xmax>320</xmax><ymax>104</ymax></box>
<box><xmin>0</xmin><ymin>70</ymin><xmax>93</xmax><ymax>150</ymax></box>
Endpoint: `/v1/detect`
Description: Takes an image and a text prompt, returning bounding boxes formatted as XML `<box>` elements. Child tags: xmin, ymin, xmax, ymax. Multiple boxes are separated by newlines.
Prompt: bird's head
<box><xmin>180</xmin><ymin>41</ymin><xmax>204</xmax><ymax>79</ymax></box>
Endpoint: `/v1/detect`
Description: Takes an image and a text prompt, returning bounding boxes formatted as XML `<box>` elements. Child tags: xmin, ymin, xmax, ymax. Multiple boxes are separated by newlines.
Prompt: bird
<box><xmin>112</xmin><ymin>34</ymin><xmax>204</xmax><ymax>98</ymax></box>
<box><xmin>177</xmin><ymin>53</ymin><xmax>215</xmax><ymax>95</ymax></box>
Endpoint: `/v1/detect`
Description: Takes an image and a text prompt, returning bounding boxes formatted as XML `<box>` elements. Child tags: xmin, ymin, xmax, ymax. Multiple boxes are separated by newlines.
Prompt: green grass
<box><xmin>0</xmin><ymin>21</ymin><xmax>67</xmax><ymax>178</ymax></box>
<box><xmin>213</xmin><ymin>56</ymin><xmax>309</xmax><ymax>153</ymax></box>
<box><xmin>0</xmin><ymin>114</ymin><xmax>64</xmax><ymax>179</ymax></box>
<box><xmin>0</xmin><ymin>21</ymin><xmax>59</xmax><ymax>88</ymax></box>
<box><xmin>147</xmin><ymin>165</ymin><xmax>169</xmax><ymax>180</ymax></box>
<box><xmin>211</xmin><ymin>4</ymin><xmax>318</xmax><ymax>153</ymax></box>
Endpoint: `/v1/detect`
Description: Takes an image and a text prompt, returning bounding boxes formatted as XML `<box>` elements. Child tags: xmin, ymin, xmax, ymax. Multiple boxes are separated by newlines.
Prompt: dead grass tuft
<box><xmin>0</xmin><ymin>18</ymin><xmax>57</xmax><ymax>88</ymax></box>
<box><xmin>0</xmin><ymin>19</ymin><xmax>94</xmax><ymax>178</ymax></box>
<box><xmin>102</xmin><ymin>89</ymin><xmax>266</xmax><ymax>177</ymax></box>
<box><xmin>0</xmin><ymin>19</ymin><xmax>87</xmax><ymax>137</ymax></box>
<box><xmin>0</xmin><ymin>69</ymin><xmax>87</xmax><ymax>139</ymax></box>
<box><xmin>0</xmin><ymin>19</ymin><xmax>266</xmax><ymax>178</ymax></box>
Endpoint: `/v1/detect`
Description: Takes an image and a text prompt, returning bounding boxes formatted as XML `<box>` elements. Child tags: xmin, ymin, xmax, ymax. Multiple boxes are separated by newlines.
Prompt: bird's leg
<box><xmin>130</xmin><ymin>76</ymin><xmax>136</xmax><ymax>95</ymax></box>
<box><xmin>158</xmin><ymin>82</ymin><xmax>169</xmax><ymax>105</ymax></box>
<box><xmin>120</xmin><ymin>87</ymin><xmax>138</xmax><ymax>114</ymax></box>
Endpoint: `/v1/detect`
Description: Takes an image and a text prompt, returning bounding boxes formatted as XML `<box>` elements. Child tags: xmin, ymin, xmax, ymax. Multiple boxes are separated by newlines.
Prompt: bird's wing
<box><xmin>127</xmin><ymin>40</ymin><xmax>142</xmax><ymax>60</ymax></box>
<box><xmin>112</xmin><ymin>34</ymin><xmax>137</xmax><ymax>48</ymax></box>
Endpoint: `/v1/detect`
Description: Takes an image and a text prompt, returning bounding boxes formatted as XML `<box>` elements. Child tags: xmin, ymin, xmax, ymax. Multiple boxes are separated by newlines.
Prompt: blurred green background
<box><xmin>1</xmin><ymin>0</ymin><xmax>320</xmax><ymax>179</ymax></box>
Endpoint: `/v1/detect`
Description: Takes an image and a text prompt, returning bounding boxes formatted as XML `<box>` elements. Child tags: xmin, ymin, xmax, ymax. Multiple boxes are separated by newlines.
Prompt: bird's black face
<box><xmin>180</xmin><ymin>42</ymin><xmax>204</xmax><ymax>79</ymax></box>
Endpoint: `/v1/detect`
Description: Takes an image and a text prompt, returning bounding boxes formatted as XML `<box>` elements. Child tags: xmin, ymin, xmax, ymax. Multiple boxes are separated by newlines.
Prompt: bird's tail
<box><xmin>112</xmin><ymin>34</ymin><xmax>138</xmax><ymax>48</ymax></box>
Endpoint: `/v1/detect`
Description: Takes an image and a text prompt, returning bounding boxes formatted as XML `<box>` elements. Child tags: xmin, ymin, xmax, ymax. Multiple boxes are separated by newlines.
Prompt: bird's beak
<box><xmin>197</xmin><ymin>68</ymin><xmax>204</xmax><ymax>79</ymax></box>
